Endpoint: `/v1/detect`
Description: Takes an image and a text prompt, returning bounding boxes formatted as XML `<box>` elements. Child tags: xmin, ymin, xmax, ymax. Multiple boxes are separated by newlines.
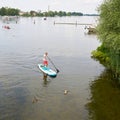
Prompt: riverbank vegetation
<box><xmin>92</xmin><ymin>0</ymin><xmax>120</xmax><ymax>78</ymax></box>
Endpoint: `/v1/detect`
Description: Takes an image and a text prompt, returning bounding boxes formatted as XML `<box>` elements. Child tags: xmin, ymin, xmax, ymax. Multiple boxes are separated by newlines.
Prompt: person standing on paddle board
<box><xmin>43</xmin><ymin>52</ymin><xmax>48</xmax><ymax>66</ymax></box>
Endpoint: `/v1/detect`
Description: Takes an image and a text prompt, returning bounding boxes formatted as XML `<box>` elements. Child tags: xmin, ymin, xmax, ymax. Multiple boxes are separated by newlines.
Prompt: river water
<box><xmin>0</xmin><ymin>16</ymin><xmax>105</xmax><ymax>120</ymax></box>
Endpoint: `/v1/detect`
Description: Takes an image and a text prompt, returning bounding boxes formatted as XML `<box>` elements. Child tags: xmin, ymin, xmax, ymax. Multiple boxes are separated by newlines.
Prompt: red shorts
<box><xmin>43</xmin><ymin>60</ymin><xmax>48</xmax><ymax>66</ymax></box>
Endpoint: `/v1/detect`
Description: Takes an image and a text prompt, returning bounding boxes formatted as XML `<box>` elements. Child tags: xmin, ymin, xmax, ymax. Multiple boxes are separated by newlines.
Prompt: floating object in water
<box><xmin>44</xmin><ymin>17</ymin><xmax>47</xmax><ymax>20</ymax></box>
<box><xmin>64</xmin><ymin>90</ymin><xmax>69</xmax><ymax>95</ymax></box>
<box><xmin>32</xmin><ymin>96</ymin><xmax>40</xmax><ymax>103</ymax></box>
<box><xmin>38</xmin><ymin>64</ymin><xmax>57</xmax><ymax>77</ymax></box>
<box><xmin>84</xmin><ymin>25</ymin><xmax>97</xmax><ymax>34</ymax></box>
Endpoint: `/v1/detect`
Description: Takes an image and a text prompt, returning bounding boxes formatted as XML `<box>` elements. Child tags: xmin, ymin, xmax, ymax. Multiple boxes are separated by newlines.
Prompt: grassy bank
<box><xmin>91</xmin><ymin>44</ymin><xmax>120</xmax><ymax>81</ymax></box>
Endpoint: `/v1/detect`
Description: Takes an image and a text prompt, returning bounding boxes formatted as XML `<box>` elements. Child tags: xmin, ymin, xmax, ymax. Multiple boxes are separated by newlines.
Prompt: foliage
<box><xmin>0</xmin><ymin>7</ymin><xmax>20</xmax><ymax>16</ymax></box>
<box><xmin>97</xmin><ymin>0</ymin><xmax>120</xmax><ymax>54</ymax></box>
<box><xmin>93</xmin><ymin>0</ymin><xmax>120</xmax><ymax>74</ymax></box>
<box><xmin>37</xmin><ymin>11</ymin><xmax>83</xmax><ymax>17</ymax></box>
<box><xmin>91</xmin><ymin>50</ymin><xmax>110</xmax><ymax>64</ymax></box>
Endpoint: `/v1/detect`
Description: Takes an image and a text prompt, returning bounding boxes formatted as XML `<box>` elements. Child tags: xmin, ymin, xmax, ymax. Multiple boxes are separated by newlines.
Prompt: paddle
<box><xmin>47</xmin><ymin>56</ymin><xmax>60</xmax><ymax>73</ymax></box>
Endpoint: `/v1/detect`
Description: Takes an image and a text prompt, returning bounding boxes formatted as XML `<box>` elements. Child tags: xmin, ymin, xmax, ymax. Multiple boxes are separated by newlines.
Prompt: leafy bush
<box><xmin>95</xmin><ymin>0</ymin><xmax>120</xmax><ymax>74</ymax></box>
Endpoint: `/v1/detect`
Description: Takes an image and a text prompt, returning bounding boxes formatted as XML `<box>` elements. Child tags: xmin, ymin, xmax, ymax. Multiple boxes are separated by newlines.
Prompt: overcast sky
<box><xmin>0</xmin><ymin>0</ymin><xmax>103</xmax><ymax>14</ymax></box>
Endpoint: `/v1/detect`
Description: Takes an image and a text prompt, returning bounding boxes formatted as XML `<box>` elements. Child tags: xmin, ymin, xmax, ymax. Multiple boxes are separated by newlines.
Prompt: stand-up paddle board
<box><xmin>38</xmin><ymin>64</ymin><xmax>57</xmax><ymax>77</ymax></box>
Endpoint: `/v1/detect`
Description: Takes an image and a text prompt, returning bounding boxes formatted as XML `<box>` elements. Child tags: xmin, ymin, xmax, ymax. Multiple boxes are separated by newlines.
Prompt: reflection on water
<box><xmin>87</xmin><ymin>69</ymin><xmax>120</xmax><ymax>120</ymax></box>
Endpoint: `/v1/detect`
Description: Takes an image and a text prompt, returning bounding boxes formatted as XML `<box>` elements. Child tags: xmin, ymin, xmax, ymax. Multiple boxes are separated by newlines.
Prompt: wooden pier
<box><xmin>54</xmin><ymin>21</ymin><xmax>92</xmax><ymax>26</ymax></box>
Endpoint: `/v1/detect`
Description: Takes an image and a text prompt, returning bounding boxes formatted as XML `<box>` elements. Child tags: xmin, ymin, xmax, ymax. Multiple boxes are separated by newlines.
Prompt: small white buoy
<box><xmin>64</xmin><ymin>90</ymin><xmax>69</xmax><ymax>95</ymax></box>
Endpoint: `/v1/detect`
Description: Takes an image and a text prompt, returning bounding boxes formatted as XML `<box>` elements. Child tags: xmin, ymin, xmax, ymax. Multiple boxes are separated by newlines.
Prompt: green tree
<box><xmin>30</xmin><ymin>10</ymin><xmax>37</xmax><ymax>16</ymax></box>
<box><xmin>47</xmin><ymin>11</ymin><xmax>55</xmax><ymax>17</ymax></box>
<box><xmin>67</xmin><ymin>12</ymin><xmax>71</xmax><ymax>16</ymax></box>
<box><xmin>0</xmin><ymin>7</ymin><xmax>20</xmax><ymax>16</ymax></box>
<box><xmin>0</xmin><ymin>7</ymin><xmax>7</xmax><ymax>16</ymax></box>
<box><xmin>93</xmin><ymin>0</ymin><xmax>120</xmax><ymax>74</ymax></box>
<box><xmin>58</xmin><ymin>11</ymin><xmax>64</xmax><ymax>16</ymax></box>
<box><xmin>97</xmin><ymin>0</ymin><xmax>120</xmax><ymax>54</ymax></box>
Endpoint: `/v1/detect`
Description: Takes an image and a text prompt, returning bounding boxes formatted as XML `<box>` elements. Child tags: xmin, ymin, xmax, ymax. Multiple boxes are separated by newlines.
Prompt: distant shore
<box><xmin>0</xmin><ymin>7</ymin><xmax>99</xmax><ymax>17</ymax></box>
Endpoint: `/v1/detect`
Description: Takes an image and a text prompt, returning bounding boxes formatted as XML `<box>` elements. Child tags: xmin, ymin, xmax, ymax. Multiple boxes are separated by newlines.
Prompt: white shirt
<box><xmin>43</xmin><ymin>54</ymin><xmax>47</xmax><ymax>61</ymax></box>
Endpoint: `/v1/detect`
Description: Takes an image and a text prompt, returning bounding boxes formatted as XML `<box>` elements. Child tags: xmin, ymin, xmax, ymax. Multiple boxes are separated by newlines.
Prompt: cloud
<box><xmin>75</xmin><ymin>0</ymin><xmax>102</xmax><ymax>6</ymax></box>
<box><xmin>51</xmin><ymin>0</ymin><xmax>60</xmax><ymax>6</ymax></box>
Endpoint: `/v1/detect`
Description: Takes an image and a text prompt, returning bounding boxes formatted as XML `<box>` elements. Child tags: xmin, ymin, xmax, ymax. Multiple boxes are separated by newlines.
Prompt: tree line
<box><xmin>25</xmin><ymin>10</ymin><xmax>83</xmax><ymax>17</ymax></box>
<box><xmin>0</xmin><ymin>7</ymin><xmax>20</xmax><ymax>16</ymax></box>
<box><xmin>92</xmin><ymin>0</ymin><xmax>120</xmax><ymax>76</ymax></box>
<box><xmin>0</xmin><ymin>7</ymin><xmax>83</xmax><ymax>17</ymax></box>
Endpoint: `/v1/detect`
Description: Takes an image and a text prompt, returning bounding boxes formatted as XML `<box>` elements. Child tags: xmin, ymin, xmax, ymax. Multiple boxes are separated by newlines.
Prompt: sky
<box><xmin>0</xmin><ymin>0</ymin><xmax>103</xmax><ymax>14</ymax></box>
